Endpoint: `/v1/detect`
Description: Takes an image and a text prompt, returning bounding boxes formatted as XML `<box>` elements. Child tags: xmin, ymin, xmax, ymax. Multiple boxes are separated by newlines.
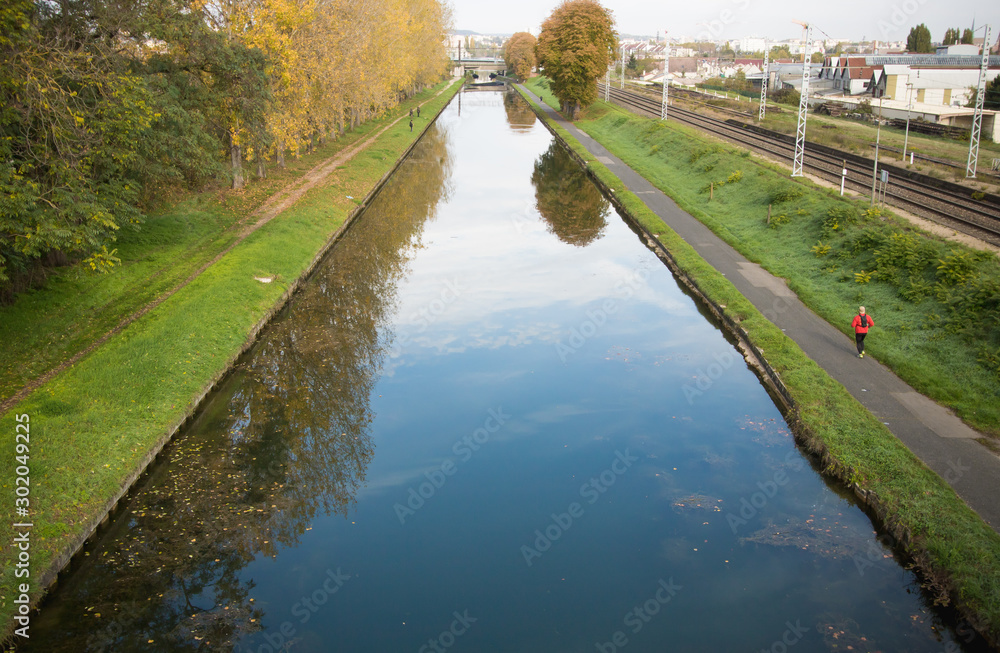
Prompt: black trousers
<box><xmin>855</xmin><ymin>332</ymin><xmax>867</xmax><ymax>354</ymax></box>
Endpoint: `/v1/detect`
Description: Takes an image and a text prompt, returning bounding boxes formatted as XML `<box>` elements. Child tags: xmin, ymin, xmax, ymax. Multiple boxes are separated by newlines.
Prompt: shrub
<box><xmin>854</xmin><ymin>270</ymin><xmax>873</xmax><ymax>284</ymax></box>
<box><xmin>727</xmin><ymin>170</ymin><xmax>744</xmax><ymax>184</ymax></box>
<box><xmin>873</xmin><ymin>231</ymin><xmax>937</xmax><ymax>287</ymax></box>
<box><xmin>771</xmin><ymin>87</ymin><xmax>800</xmax><ymax>106</ymax></box>
<box><xmin>689</xmin><ymin>145</ymin><xmax>722</xmax><ymax>163</ymax></box>
<box><xmin>812</xmin><ymin>242</ymin><xmax>832</xmax><ymax>257</ymax></box>
<box><xmin>936</xmin><ymin>251</ymin><xmax>979</xmax><ymax>287</ymax></box>
<box><xmin>768</xmin><ymin>213</ymin><xmax>789</xmax><ymax>229</ymax></box>
<box><xmin>822</xmin><ymin>206</ymin><xmax>859</xmax><ymax>235</ymax></box>
<box><xmin>769</xmin><ymin>186</ymin><xmax>804</xmax><ymax>204</ymax></box>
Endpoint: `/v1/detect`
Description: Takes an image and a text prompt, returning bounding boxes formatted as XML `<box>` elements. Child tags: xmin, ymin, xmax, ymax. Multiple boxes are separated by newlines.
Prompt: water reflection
<box><xmin>531</xmin><ymin>140</ymin><xmax>610</xmax><ymax>247</ymax></box>
<box><xmin>22</xmin><ymin>90</ymin><xmax>993</xmax><ymax>653</ymax></box>
<box><xmin>504</xmin><ymin>90</ymin><xmax>536</xmax><ymax>130</ymax></box>
<box><xmin>25</xmin><ymin>122</ymin><xmax>454</xmax><ymax>652</ymax></box>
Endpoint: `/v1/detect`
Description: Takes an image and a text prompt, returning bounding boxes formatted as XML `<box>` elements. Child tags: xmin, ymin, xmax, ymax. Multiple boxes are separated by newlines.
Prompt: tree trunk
<box><xmin>230</xmin><ymin>134</ymin><xmax>244</xmax><ymax>190</ymax></box>
<box><xmin>277</xmin><ymin>141</ymin><xmax>285</xmax><ymax>168</ymax></box>
<box><xmin>256</xmin><ymin>155</ymin><xmax>266</xmax><ymax>179</ymax></box>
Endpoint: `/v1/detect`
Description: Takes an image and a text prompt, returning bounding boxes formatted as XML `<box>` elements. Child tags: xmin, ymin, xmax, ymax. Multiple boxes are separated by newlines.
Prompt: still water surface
<box><xmin>26</xmin><ymin>89</ymin><xmax>989</xmax><ymax>652</ymax></box>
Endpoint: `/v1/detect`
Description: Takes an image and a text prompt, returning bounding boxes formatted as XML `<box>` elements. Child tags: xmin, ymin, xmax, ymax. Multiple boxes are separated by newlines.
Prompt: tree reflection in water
<box><xmin>26</xmin><ymin>123</ymin><xmax>454</xmax><ymax>653</ymax></box>
<box><xmin>530</xmin><ymin>140</ymin><xmax>609</xmax><ymax>247</ymax></box>
<box><xmin>503</xmin><ymin>90</ymin><xmax>537</xmax><ymax>130</ymax></box>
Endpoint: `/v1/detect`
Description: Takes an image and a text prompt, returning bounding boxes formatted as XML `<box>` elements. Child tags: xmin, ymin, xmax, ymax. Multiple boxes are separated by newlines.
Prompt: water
<box><xmin>25</xmin><ymin>89</ymin><xmax>990</xmax><ymax>653</ymax></box>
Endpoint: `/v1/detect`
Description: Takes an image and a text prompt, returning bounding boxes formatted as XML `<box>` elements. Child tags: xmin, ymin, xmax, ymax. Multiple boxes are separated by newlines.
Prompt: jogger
<box><xmin>851</xmin><ymin>306</ymin><xmax>873</xmax><ymax>358</ymax></box>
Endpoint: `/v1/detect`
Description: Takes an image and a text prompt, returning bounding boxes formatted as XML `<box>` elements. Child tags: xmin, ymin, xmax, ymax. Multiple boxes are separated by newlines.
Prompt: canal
<box><xmin>25</xmin><ymin>88</ymin><xmax>990</xmax><ymax>652</ymax></box>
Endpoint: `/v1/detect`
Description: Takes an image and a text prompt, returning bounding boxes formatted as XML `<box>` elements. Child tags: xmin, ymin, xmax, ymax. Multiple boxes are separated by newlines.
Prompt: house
<box><xmin>871</xmin><ymin>57</ymin><xmax>1000</xmax><ymax>105</ymax></box>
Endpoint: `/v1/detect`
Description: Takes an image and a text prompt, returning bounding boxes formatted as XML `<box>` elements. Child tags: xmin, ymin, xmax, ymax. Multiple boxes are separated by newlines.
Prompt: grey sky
<box><xmin>450</xmin><ymin>0</ymin><xmax>998</xmax><ymax>44</ymax></box>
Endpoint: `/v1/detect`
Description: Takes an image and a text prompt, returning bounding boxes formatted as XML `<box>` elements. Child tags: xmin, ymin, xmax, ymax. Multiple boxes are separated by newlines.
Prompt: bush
<box><xmin>769</xmin><ymin>186</ymin><xmax>804</xmax><ymax>204</ymax></box>
<box><xmin>771</xmin><ymin>87</ymin><xmax>800</xmax><ymax>106</ymax></box>
<box><xmin>727</xmin><ymin>170</ymin><xmax>744</xmax><ymax>184</ymax></box>
<box><xmin>936</xmin><ymin>251</ymin><xmax>979</xmax><ymax>287</ymax></box>
<box><xmin>812</xmin><ymin>242</ymin><xmax>832</xmax><ymax>257</ymax></box>
<box><xmin>768</xmin><ymin>212</ymin><xmax>789</xmax><ymax>229</ymax></box>
<box><xmin>822</xmin><ymin>205</ymin><xmax>859</xmax><ymax>235</ymax></box>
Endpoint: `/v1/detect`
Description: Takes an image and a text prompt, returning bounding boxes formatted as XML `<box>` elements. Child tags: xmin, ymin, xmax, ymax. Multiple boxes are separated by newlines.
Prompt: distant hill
<box><xmin>450</xmin><ymin>29</ymin><xmax>512</xmax><ymax>37</ymax></box>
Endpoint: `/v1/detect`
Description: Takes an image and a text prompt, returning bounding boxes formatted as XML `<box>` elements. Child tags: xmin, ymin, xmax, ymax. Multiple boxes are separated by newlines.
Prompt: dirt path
<box><xmin>0</xmin><ymin>84</ymin><xmax>455</xmax><ymax>415</ymax></box>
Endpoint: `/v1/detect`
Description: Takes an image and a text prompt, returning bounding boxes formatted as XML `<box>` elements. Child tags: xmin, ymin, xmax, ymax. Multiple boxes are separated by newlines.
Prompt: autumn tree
<box><xmin>535</xmin><ymin>0</ymin><xmax>617</xmax><ymax>120</ymax></box>
<box><xmin>0</xmin><ymin>0</ymin><xmax>451</xmax><ymax>298</ymax></box>
<box><xmin>531</xmin><ymin>141</ymin><xmax>608</xmax><ymax>246</ymax></box>
<box><xmin>503</xmin><ymin>31</ymin><xmax>537</xmax><ymax>81</ymax></box>
<box><xmin>906</xmin><ymin>24</ymin><xmax>934</xmax><ymax>53</ymax></box>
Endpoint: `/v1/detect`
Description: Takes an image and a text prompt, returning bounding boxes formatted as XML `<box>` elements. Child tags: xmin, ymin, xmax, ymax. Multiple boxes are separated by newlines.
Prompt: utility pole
<box><xmin>966</xmin><ymin>24</ymin><xmax>991</xmax><ymax>178</ymax></box>
<box><xmin>661</xmin><ymin>35</ymin><xmax>670</xmax><ymax>120</ymax></box>
<box><xmin>759</xmin><ymin>41</ymin><xmax>769</xmax><ymax>122</ymax></box>
<box><xmin>902</xmin><ymin>82</ymin><xmax>913</xmax><ymax>163</ymax></box>
<box><xmin>871</xmin><ymin>91</ymin><xmax>884</xmax><ymax>205</ymax></box>
<box><xmin>791</xmin><ymin>22</ymin><xmax>811</xmax><ymax>177</ymax></box>
<box><xmin>605</xmin><ymin>67</ymin><xmax>610</xmax><ymax>101</ymax></box>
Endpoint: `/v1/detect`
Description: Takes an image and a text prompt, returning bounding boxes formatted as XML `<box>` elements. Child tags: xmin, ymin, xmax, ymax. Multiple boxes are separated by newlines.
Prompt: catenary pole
<box><xmin>966</xmin><ymin>24</ymin><xmax>991</xmax><ymax>178</ymax></box>
<box><xmin>759</xmin><ymin>41</ymin><xmax>769</xmax><ymax>122</ymax></box>
<box><xmin>791</xmin><ymin>24</ymin><xmax>811</xmax><ymax>177</ymax></box>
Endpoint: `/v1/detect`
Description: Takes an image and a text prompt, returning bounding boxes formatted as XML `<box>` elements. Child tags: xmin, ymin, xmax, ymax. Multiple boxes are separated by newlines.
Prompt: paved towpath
<box><xmin>519</xmin><ymin>85</ymin><xmax>1000</xmax><ymax>534</ymax></box>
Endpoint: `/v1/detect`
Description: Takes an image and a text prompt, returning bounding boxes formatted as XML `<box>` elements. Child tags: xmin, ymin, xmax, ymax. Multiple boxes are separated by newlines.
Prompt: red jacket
<box><xmin>852</xmin><ymin>314</ymin><xmax>873</xmax><ymax>333</ymax></box>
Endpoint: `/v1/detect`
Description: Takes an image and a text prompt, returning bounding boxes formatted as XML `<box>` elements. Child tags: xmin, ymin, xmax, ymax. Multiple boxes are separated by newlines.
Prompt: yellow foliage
<box><xmin>209</xmin><ymin>0</ymin><xmax>450</xmax><ymax>159</ymax></box>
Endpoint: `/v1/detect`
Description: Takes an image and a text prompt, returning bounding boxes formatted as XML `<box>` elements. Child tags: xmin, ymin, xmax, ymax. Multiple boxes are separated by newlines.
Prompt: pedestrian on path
<box><xmin>417</xmin><ymin>106</ymin><xmax>421</xmax><ymax>117</ymax></box>
<box><xmin>409</xmin><ymin>108</ymin><xmax>413</xmax><ymax>117</ymax></box>
<box><xmin>409</xmin><ymin>119</ymin><xmax>413</xmax><ymax>132</ymax></box>
<box><xmin>851</xmin><ymin>306</ymin><xmax>873</xmax><ymax>358</ymax></box>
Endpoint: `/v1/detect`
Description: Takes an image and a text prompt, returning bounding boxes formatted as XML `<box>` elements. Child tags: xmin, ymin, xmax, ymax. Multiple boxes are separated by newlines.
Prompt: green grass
<box><xmin>618</xmin><ymin>79</ymin><xmax>1000</xmax><ymax>191</ymax></box>
<box><xmin>0</xmin><ymin>78</ymin><xmax>463</xmax><ymax>638</ymax></box>
<box><xmin>0</xmin><ymin>80</ymin><xmax>455</xmax><ymax>406</ymax></box>
<box><xmin>525</xmin><ymin>78</ymin><xmax>1000</xmax><ymax>437</ymax></box>
<box><xmin>517</xmin><ymin>82</ymin><xmax>1000</xmax><ymax>644</ymax></box>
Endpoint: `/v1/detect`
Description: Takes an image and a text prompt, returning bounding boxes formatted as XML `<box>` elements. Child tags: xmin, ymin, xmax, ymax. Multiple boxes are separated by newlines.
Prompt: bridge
<box><xmin>451</xmin><ymin>57</ymin><xmax>506</xmax><ymax>77</ymax></box>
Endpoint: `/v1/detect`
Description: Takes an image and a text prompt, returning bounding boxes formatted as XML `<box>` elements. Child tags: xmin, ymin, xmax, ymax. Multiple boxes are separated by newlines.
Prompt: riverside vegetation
<box><xmin>0</xmin><ymin>79</ymin><xmax>462</xmax><ymax>640</ymax></box>
<box><xmin>527</xmin><ymin>76</ymin><xmax>1000</xmax><ymax>440</ymax></box>
<box><xmin>518</xmin><ymin>79</ymin><xmax>1000</xmax><ymax>644</ymax></box>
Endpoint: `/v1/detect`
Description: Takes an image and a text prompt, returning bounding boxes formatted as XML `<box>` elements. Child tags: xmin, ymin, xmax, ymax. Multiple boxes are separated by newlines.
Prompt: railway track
<box><xmin>597</xmin><ymin>83</ymin><xmax>1000</xmax><ymax>246</ymax></box>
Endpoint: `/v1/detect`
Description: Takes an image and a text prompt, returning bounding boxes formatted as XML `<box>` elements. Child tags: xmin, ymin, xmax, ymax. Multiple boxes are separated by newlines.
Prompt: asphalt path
<box><xmin>519</xmin><ymin>85</ymin><xmax>1000</xmax><ymax>534</ymax></box>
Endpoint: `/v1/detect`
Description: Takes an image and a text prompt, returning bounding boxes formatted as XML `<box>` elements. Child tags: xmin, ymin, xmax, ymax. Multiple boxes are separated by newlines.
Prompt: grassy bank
<box><xmin>526</xmin><ymin>77</ymin><xmax>1000</xmax><ymax>440</ymax></box>
<box><xmin>632</xmin><ymin>81</ymin><xmax>1000</xmax><ymax>190</ymax></box>
<box><xmin>0</xmin><ymin>79</ymin><xmax>462</xmax><ymax>637</ymax></box>
<box><xmin>517</xmin><ymin>82</ymin><xmax>1000</xmax><ymax>644</ymax></box>
<box><xmin>0</xmin><ymin>80</ymin><xmax>454</xmax><ymax>407</ymax></box>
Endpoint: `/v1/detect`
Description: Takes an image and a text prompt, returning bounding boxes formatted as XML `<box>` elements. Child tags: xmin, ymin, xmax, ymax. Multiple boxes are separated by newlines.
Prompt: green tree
<box><xmin>0</xmin><ymin>0</ymin><xmax>155</xmax><ymax>288</ymax></box>
<box><xmin>535</xmin><ymin>0</ymin><xmax>618</xmax><ymax>120</ymax></box>
<box><xmin>943</xmin><ymin>27</ymin><xmax>960</xmax><ymax>46</ymax></box>
<box><xmin>906</xmin><ymin>23</ymin><xmax>934</xmax><ymax>53</ymax></box>
<box><xmin>968</xmin><ymin>76</ymin><xmax>1000</xmax><ymax>110</ymax></box>
<box><xmin>503</xmin><ymin>31</ymin><xmax>537</xmax><ymax>82</ymax></box>
<box><xmin>769</xmin><ymin>44</ymin><xmax>792</xmax><ymax>60</ymax></box>
<box><xmin>810</xmin><ymin>51</ymin><xmax>825</xmax><ymax>63</ymax></box>
<box><xmin>961</xmin><ymin>28</ymin><xmax>974</xmax><ymax>44</ymax></box>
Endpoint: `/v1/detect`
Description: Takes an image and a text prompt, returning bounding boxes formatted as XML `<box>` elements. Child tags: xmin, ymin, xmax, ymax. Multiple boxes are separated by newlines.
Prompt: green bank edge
<box><xmin>0</xmin><ymin>78</ymin><xmax>464</xmax><ymax>644</ymax></box>
<box><xmin>515</xmin><ymin>83</ymin><xmax>1000</xmax><ymax>648</ymax></box>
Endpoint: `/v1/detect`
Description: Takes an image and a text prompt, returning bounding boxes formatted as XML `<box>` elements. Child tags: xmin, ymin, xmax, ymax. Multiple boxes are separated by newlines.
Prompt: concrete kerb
<box><xmin>513</xmin><ymin>84</ymin><xmax>1000</xmax><ymax>648</ymax></box>
<box><xmin>21</xmin><ymin>80</ymin><xmax>464</xmax><ymax>625</ymax></box>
